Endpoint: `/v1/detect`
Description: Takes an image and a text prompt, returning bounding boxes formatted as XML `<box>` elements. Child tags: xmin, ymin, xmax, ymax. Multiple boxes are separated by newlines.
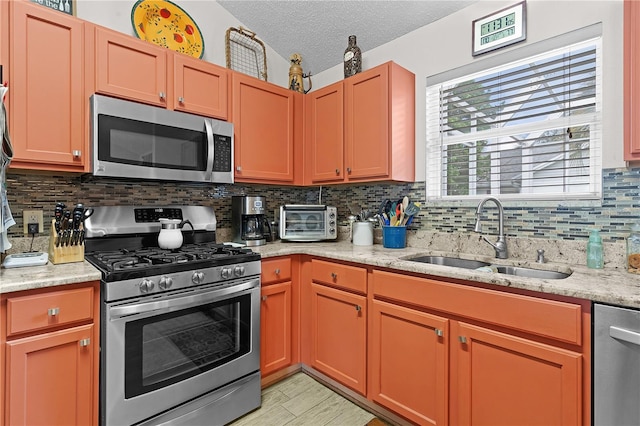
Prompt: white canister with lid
<box><xmin>352</xmin><ymin>221</ymin><xmax>373</xmax><ymax>246</ymax></box>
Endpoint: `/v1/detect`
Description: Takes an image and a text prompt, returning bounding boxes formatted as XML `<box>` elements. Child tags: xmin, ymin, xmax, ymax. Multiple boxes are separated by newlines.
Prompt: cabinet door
<box><xmin>306</xmin><ymin>82</ymin><xmax>345</xmax><ymax>183</ymax></box>
<box><xmin>95</xmin><ymin>27</ymin><xmax>167</xmax><ymax>107</ymax></box>
<box><xmin>451</xmin><ymin>321</ymin><xmax>582</xmax><ymax>426</ymax></box>
<box><xmin>6</xmin><ymin>324</ymin><xmax>95</xmax><ymax>426</ymax></box>
<box><xmin>9</xmin><ymin>1</ymin><xmax>86</xmax><ymax>171</ymax></box>
<box><xmin>172</xmin><ymin>54</ymin><xmax>228</xmax><ymax>119</ymax></box>
<box><xmin>369</xmin><ymin>299</ymin><xmax>449</xmax><ymax>426</ymax></box>
<box><xmin>310</xmin><ymin>283</ymin><xmax>366</xmax><ymax>395</ymax></box>
<box><xmin>344</xmin><ymin>65</ymin><xmax>390</xmax><ymax>181</ymax></box>
<box><xmin>260</xmin><ymin>281</ymin><xmax>292</xmax><ymax>376</ymax></box>
<box><xmin>232</xmin><ymin>74</ymin><xmax>295</xmax><ymax>183</ymax></box>
<box><xmin>624</xmin><ymin>0</ymin><xmax>640</xmax><ymax>160</ymax></box>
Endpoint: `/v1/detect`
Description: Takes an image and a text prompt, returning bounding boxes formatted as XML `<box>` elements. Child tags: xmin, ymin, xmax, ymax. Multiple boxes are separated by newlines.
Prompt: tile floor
<box><xmin>228</xmin><ymin>373</ymin><xmax>377</xmax><ymax>426</ymax></box>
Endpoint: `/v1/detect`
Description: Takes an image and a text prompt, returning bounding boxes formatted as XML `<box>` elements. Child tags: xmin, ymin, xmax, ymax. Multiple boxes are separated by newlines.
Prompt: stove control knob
<box><xmin>234</xmin><ymin>266</ymin><xmax>245</xmax><ymax>277</ymax></box>
<box><xmin>139</xmin><ymin>279</ymin><xmax>155</xmax><ymax>293</ymax></box>
<box><xmin>221</xmin><ymin>267</ymin><xmax>233</xmax><ymax>279</ymax></box>
<box><xmin>159</xmin><ymin>276</ymin><xmax>173</xmax><ymax>290</ymax></box>
<box><xmin>192</xmin><ymin>271</ymin><xmax>205</xmax><ymax>284</ymax></box>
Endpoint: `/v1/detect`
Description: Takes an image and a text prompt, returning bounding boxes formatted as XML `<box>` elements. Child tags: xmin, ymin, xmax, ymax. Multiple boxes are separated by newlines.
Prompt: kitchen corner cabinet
<box><xmin>306</xmin><ymin>61</ymin><xmax>415</xmax><ymax>184</ymax></box>
<box><xmin>232</xmin><ymin>73</ymin><xmax>301</xmax><ymax>184</ymax></box>
<box><xmin>624</xmin><ymin>0</ymin><xmax>640</xmax><ymax>161</ymax></box>
<box><xmin>308</xmin><ymin>259</ymin><xmax>367</xmax><ymax>395</ymax></box>
<box><xmin>0</xmin><ymin>281</ymin><xmax>100</xmax><ymax>426</ymax></box>
<box><xmin>8</xmin><ymin>1</ymin><xmax>88</xmax><ymax>172</ymax></box>
<box><xmin>90</xmin><ymin>26</ymin><xmax>228</xmax><ymax>119</ymax></box>
<box><xmin>260</xmin><ymin>257</ymin><xmax>295</xmax><ymax>378</ymax></box>
<box><xmin>370</xmin><ymin>270</ymin><xmax>591</xmax><ymax>426</ymax></box>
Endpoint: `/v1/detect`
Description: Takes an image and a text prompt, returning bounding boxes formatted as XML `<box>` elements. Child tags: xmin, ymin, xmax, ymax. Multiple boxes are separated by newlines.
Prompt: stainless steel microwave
<box><xmin>279</xmin><ymin>205</ymin><xmax>337</xmax><ymax>242</ymax></box>
<box><xmin>90</xmin><ymin>95</ymin><xmax>234</xmax><ymax>184</ymax></box>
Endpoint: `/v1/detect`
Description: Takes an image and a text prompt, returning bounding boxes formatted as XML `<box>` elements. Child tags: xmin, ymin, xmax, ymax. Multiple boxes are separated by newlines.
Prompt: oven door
<box><xmin>102</xmin><ymin>278</ymin><xmax>260</xmax><ymax>426</ymax></box>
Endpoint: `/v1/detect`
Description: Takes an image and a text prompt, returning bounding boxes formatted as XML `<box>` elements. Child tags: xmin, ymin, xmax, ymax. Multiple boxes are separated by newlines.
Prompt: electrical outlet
<box><xmin>23</xmin><ymin>210</ymin><xmax>44</xmax><ymax>235</ymax></box>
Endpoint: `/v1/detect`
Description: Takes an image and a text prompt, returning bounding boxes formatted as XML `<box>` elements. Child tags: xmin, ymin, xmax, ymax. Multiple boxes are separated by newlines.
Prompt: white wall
<box><xmin>76</xmin><ymin>0</ymin><xmax>290</xmax><ymax>87</ymax></box>
<box><xmin>312</xmin><ymin>0</ymin><xmax>624</xmax><ymax>181</ymax></box>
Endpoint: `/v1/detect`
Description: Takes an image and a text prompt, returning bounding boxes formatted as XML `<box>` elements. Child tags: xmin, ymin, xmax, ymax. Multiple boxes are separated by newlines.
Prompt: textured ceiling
<box><xmin>217</xmin><ymin>1</ymin><xmax>476</xmax><ymax>75</ymax></box>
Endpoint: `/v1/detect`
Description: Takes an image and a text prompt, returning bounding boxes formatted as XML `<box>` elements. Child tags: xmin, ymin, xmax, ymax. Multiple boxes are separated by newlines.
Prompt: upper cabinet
<box><xmin>231</xmin><ymin>73</ymin><xmax>303</xmax><ymax>185</ymax></box>
<box><xmin>89</xmin><ymin>26</ymin><xmax>228</xmax><ymax>120</ymax></box>
<box><xmin>306</xmin><ymin>61</ymin><xmax>415</xmax><ymax>184</ymax></box>
<box><xmin>8</xmin><ymin>1</ymin><xmax>88</xmax><ymax>172</ymax></box>
<box><xmin>624</xmin><ymin>0</ymin><xmax>640</xmax><ymax>161</ymax></box>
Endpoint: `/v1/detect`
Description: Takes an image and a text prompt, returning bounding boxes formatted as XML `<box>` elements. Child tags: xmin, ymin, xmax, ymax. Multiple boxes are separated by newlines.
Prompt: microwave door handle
<box><xmin>204</xmin><ymin>119</ymin><xmax>215</xmax><ymax>181</ymax></box>
<box><xmin>109</xmin><ymin>279</ymin><xmax>259</xmax><ymax>318</ymax></box>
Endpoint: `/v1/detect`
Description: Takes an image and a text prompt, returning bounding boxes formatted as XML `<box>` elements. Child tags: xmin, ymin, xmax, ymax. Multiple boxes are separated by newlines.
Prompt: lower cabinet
<box><xmin>308</xmin><ymin>259</ymin><xmax>367</xmax><ymax>395</ymax></box>
<box><xmin>1</xmin><ymin>281</ymin><xmax>100</xmax><ymax>426</ymax></box>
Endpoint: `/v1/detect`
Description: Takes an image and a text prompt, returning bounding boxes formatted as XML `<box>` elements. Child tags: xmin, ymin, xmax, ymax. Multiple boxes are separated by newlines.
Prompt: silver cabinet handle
<box><xmin>261</xmin><ymin>295</ymin><xmax>268</xmax><ymax>302</ymax></box>
<box><xmin>72</xmin><ymin>150</ymin><xmax>81</xmax><ymax>157</ymax></box>
<box><xmin>610</xmin><ymin>326</ymin><xmax>640</xmax><ymax>346</ymax></box>
<box><xmin>346</xmin><ymin>167</ymin><xmax>352</xmax><ymax>173</ymax></box>
<box><xmin>355</xmin><ymin>305</ymin><xmax>361</xmax><ymax>312</ymax></box>
<box><xmin>331</xmin><ymin>272</ymin><xmax>337</xmax><ymax>280</ymax></box>
<box><xmin>274</xmin><ymin>268</ymin><xmax>281</xmax><ymax>275</ymax></box>
<box><xmin>458</xmin><ymin>336</ymin><xmax>467</xmax><ymax>344</ymax></box>
<box><xmin>335</xmin><ymin>168</ymin><xmax>340</xmax><ymax>175</ymax></box>
<box><xmin>178</xmin><ymin>96</ymin><xmax>185</xmax><ymax>103</ymax></box>
<box><xmin>48</xmin><ymin>307</ymin><xmax>60</xmax><ymax>316</ymax></box>
<box><xmin>159</xmin><ymin>92</ymin><xmax>166</xmax><ymax>100</ymax></box>
<box><xmin>79</xmin><ymin>338</ymin><xmax>90</xmax><ymax>347</ymax></box>
<box><xmin>236</xmin><ymin>166</ymin><xmax>242</xmax><ymax>172</ymax></box>
<box><xmin>435</xmin><ymin>329</ymin><xmax>443</xmax><ymax>337</ymax></box>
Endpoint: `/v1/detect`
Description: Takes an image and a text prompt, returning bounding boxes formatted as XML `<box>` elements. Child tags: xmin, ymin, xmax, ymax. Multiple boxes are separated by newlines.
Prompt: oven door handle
<box><xmin>109</xmin><ymin>279</ymin><xmax>259</xmax><ymax>318</ymax></box>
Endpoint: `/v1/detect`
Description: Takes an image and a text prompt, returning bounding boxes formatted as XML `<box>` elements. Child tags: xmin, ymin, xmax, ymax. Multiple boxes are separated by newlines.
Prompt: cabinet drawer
<box><xmin>6</xmin><ymin>287</ymin><xmax>94</xmax><ymax>336</ymax></box>
<box><xmin>311</xmin><ymin>259</ymin><xmax>367</xmax><ymax>294</ymax></box>
<box><xmin>261</xmin><ymin>257</ymin><xmax>292</xmax><ymax>285</ymax></box>
<box><xmin>372</xmin><ymin>270</ymin><xmax>583</xmax><ymax>345</ymax></box>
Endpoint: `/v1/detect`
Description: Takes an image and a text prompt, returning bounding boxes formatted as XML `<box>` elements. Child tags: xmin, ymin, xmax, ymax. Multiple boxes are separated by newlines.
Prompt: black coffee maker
<box><xmin>231</xmin><ymin>196</ymin><xmax>269</xmax><ymax>246</ymax></box>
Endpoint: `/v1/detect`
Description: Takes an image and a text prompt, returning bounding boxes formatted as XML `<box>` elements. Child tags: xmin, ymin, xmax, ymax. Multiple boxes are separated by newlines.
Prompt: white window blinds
<box><xmin>426</xmin><ymin>37</ymin><xmax>602</xmax><ymax>201</ymax></box>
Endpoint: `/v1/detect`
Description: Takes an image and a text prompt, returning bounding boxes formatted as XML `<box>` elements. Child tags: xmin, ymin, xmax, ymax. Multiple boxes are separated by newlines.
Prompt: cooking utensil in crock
<box><xmin>158</xmin><ymin>218</ymin><xmax>194</xmax><ymax>250</ymax></box>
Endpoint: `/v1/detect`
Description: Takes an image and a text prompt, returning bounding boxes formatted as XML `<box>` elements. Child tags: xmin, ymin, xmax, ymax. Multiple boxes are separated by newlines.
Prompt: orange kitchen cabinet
<box><xmin>8</xmin><ymin>1</ymin><xmax>87</xmax><ymax>172</ymax></box>
<box><xmin>309</xmin><ymin>260</ymin><xmax>367</xmax><ymax>395</ymax></box>
<box><xmin>624</xmin><ymin>0</ymin><xmax>640</xmax><ymax>161</ymax></box>
<box><xmin>261</xmin><ymin>281</ymin><xmax>292</xmax><ymax>376</ymax></box>
<box><xmin>1</xmin><ymin>281</ymin><xmax>100</xmax><ymax>426</ymax></box>
<box><xmin>369</xmin><ymin>299</ymin><xmax>449</xmax><ymax>425</ymax></box>
<box><xmin>231</xmin><ymin>73</ymin><xmax>300</xmax><ymax>184</ymax></box>
<box><xmin>450</xmin><ymin>321</ymin><xmax>582</xmax><ymax>426</ymax></box>
<box><xmin>91</xmin><ymin>26</ymin><xmax>228</xmax><ymax>119</ymax></box>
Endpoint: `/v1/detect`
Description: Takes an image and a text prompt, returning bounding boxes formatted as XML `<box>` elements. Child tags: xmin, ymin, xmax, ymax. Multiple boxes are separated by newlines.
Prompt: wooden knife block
<box><xmin>48</xmin><ymin>219</ymin><xmax>84</xmax><ymax>264</ymax></box>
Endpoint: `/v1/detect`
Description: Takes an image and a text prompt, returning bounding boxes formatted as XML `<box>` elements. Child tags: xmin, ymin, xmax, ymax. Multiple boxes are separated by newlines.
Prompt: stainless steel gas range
<box><xmin>84</xmin><ymin>206</ymin><xmax>261</xmax><ymax>426</ymax></box>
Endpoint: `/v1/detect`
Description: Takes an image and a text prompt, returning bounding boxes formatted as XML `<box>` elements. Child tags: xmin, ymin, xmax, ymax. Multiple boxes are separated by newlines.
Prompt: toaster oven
<box><xmin>279</xmin><ymin>205</ymin><xmax>337</xmax><ymax>242</ymax></box>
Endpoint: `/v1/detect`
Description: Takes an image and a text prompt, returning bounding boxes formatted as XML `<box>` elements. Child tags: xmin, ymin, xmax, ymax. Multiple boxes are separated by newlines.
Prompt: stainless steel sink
<box><xmin>407</xmin><ymin>255</ymin><xmax>491</xmax><ymax>270</ymax></box>
<box><xmin>493</xmin><ymin>265</ymin><xmax>571</xmax><ymax>280</ymax></box>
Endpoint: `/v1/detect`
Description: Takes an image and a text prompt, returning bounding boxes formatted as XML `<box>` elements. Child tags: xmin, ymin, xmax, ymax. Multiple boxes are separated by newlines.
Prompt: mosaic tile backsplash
<box><xmin>4</xmin><ymin>167</ymin><xmax>640</xmax><ymax>244</ymax></box>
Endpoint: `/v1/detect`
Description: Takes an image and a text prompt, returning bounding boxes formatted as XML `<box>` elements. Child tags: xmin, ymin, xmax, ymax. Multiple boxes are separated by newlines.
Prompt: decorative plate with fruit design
<box><xmin>131</xmin><ymin>0</ymin><xmax>204</xmax><ymax>59</ymax></box>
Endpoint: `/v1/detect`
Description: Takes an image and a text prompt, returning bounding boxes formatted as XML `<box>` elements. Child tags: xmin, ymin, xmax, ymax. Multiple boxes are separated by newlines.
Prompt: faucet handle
<box><xmin>536</xmin><ymin>249</ymin><xmax>546</xmax><ymax>263</ymax></box>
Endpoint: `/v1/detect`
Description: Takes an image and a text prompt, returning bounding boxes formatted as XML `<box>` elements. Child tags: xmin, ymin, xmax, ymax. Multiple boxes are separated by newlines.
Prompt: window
<box><xmin>426</xmin><ymin>35</ymin><xmax>602</xmax><ymax>202</ymax></box>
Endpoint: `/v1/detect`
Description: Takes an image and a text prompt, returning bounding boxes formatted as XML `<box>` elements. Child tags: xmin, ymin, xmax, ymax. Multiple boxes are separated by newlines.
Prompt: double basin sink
<box><xmin>406</xmin><ymin>255</ymin><xmax>571</xmax><ymax>280</ymax></box>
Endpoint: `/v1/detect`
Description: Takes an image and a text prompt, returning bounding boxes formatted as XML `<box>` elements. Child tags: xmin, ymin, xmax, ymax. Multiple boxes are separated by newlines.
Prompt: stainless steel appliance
<box><xmin>594</xmin><ymin>303</ymin><xmax>640</xmax><ymax>425</ymax></box>
<box><xmin>279</xmin><ymin>205</ymin><xmax>337</xmax><ymax>241</ymax></box>
<box><xmin>84</xmin><ymin>206</ymin><xmax>260</xmax><ymax>426</ymax></box>
<box><xmin>232</xmin><ymin>196</ymin><xmax>269</xmax><ymax>246</ymax></box>
<box><xmin>91</xmin><ymin>95</ymin><xmax>234</xmax><ymax>184</ymax></box>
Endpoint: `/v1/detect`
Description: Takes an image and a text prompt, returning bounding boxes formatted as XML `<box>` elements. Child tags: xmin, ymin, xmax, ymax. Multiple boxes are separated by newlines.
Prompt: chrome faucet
<box><xmin>474</xmin><ymin>197</ymin><xmax>508</xmax><ymax>259</ymax></box>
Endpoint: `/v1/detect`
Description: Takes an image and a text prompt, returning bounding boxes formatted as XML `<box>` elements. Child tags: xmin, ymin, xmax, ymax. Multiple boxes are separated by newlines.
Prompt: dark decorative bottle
<box><xmin>343</xmin><ymin>35</ymin><xmax>362</xmax><ymax>78</ymax></box>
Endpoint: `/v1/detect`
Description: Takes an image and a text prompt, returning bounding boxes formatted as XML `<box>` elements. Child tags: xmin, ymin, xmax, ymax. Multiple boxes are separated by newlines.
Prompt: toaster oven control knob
<box><xmin>139</xmin><ymin>279</ymin><xmax>155</xmax><ymax>293</ymax></box>
<box><xmin>221</xmin><ymin>267</ymin><xmax>233</xmax><ymax>279</ymax></box>
<box><xmin>159</xmin><ymin>276</ymin><xmax>173</xmax><ymax>290</ymax></box>
<box><xmin>330</xmin><ymin>212</ymin><xmax>336</xmax><ymax>219</ymax></box>
<box><xmin>234</xmin><ymin>266</ymin><xmax>245</xmax><ymax>277</ymax></box>
<box><xmin>192</xmin><ymin>271</ymin><xmax>205</xmax><ymax>284</ymax></box>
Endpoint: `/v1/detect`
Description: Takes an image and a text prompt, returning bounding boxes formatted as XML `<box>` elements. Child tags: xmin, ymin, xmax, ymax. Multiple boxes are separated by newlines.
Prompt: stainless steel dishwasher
<box><xmin>594</xmin><ymin>303</ymin><xmax>640</xmax><ymax>425</ymax></box>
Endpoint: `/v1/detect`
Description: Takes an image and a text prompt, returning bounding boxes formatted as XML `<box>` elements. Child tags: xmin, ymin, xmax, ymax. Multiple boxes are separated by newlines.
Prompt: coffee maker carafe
<box><xmin>232</xmin><ymin>196</ymin><xmax>268</xmax><ymax>246</ymax></box>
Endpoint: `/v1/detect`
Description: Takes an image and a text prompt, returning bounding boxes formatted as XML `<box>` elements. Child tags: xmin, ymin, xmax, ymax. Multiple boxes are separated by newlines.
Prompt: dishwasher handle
<box><xmin>610</xmin><ymin>326</ymin><xmax>640</xmax><ymax>346</ymax></box>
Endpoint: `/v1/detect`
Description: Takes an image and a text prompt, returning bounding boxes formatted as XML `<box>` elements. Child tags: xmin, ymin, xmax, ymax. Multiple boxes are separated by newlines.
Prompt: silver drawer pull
<box><xmin>262</xmin><ymin>295</ymin><xmax>268</xmax><ymax>302</ymax></box>
<box><xmin>79</xmin><ymin>338</ymin><xmax>90</xmax><ymax>347</ymax></box>
<box><xmin>355</xmin><ymin>305</ymin><xmax>361</xmax><ymax>312</ymax></box>
<box><xmin>178</xmin><ymin>96</ymin><xmax>185</xmax><ymax>103</ymax></box>
<box><xmin>435</xmin><ymin>329</ymin><xmax>443</xmax><ymax>337</ymax></box>
<box><xmin>159</xmin><ymin>92</ymin><xmax>166</xmax><ymax>100</ymax></box>
<box><xmin>458</xmin><ymin>336</ymin><xmax>467</xmax><ymax>344</ymax></box>
<box><xmin>335</xmin><ymin>168</ymin><xmax>340</xmax><ymax>175</ymax></box>
<box><xmin>331</xmin><ymin>272</ymin><xmax>337</xmax><ymax>280</ymax></box>
<box><xmin>236</xmin><ymin>166</ymin><xmax>242</xmax><ymax>172</ymax></box>
<box><xmin>48</xmin><ymin>307</ymin><xmax>60</xmax><ymax>317</ymax></box>
<box><xmin>72</xmin><ymin>150</ymin><xmax>81</xmax><ymax>157</ymax></box>
<box><xmin>274</xmin><ymin>268</ymin><xmax>281</xmax><ymax>275</ymax></box>
<box><xmin>610</xmin><ymin>326</ymin><xmax>640</xmax><ymax>346</ymax></box>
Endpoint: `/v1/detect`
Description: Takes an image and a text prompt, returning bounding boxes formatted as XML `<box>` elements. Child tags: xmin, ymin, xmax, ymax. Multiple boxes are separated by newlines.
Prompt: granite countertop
<box><xmin>1</xmin><ymin>241</ymin><xmax>639</xmax><ymax>309</ymax></box>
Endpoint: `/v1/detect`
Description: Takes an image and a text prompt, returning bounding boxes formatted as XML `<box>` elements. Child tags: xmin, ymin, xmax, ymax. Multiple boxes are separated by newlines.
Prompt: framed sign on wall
<box><xmin>472</xmin><ymin>1</ymin><xmax>526</xmax><ymax>56</ymax></box>
<box><xmin>30</xmin><ymin>0</ymin><xmax>74</xmax><ymax>16</ymax></box>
